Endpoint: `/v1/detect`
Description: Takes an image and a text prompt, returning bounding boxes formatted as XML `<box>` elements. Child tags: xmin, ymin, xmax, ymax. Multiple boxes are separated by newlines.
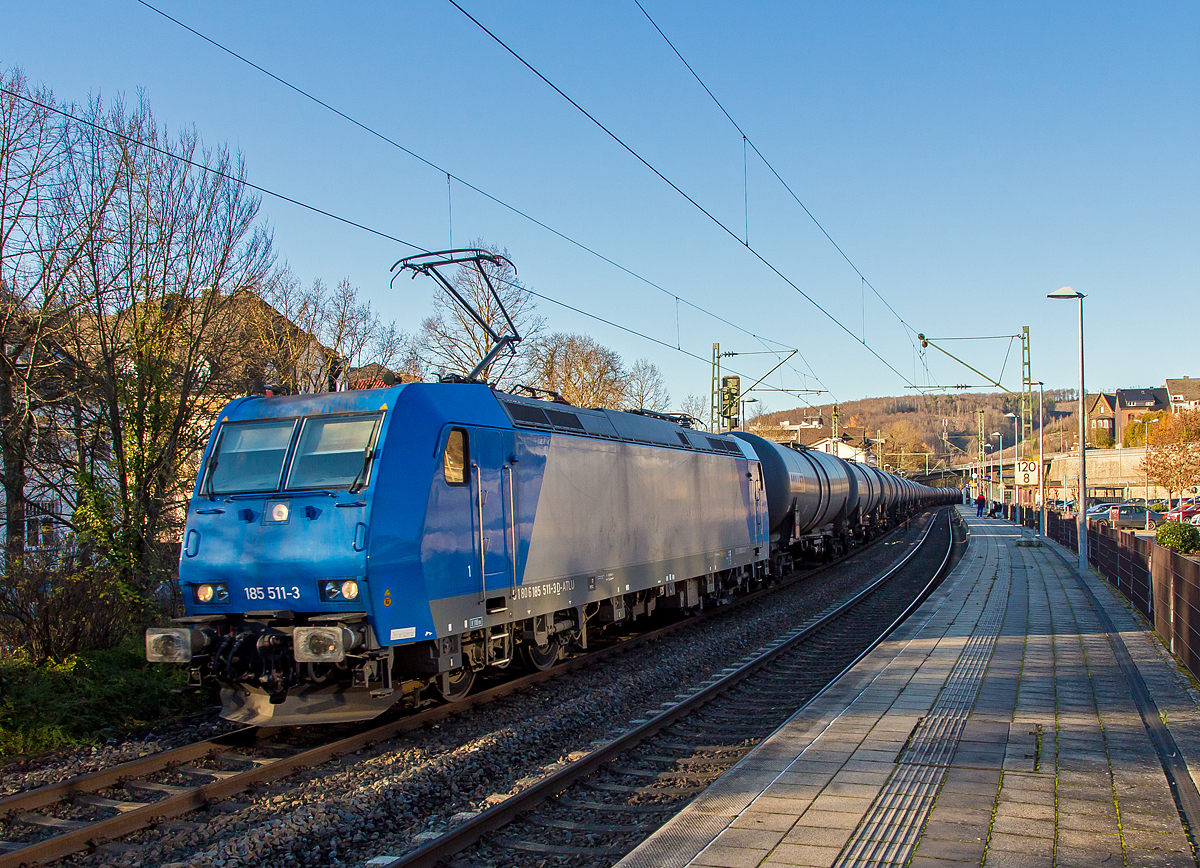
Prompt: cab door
<box><xmin>470</xmin><ymin>428</ymin><xmax>513</xmax><ymax>611</ymax></box>
<box><xmin>754</xmin><ymin>465</ymin><xmax>766</xmax><ymax>550</ymax></box>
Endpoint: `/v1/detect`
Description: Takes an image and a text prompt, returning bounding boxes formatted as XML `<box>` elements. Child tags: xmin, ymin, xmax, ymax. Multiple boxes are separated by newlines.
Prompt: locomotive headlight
<box><xmin>319</xmin><ymin>579</ymin><xmax>362</xmax><ymax>602</ymax></box>
<box><xmin>193</xmin><ymin>583</ymin><xmax>228</xmax><ymax>604</ymax></box>
<box><xmin>270</xmin><ymin>501</ymin><xmax>290</xmax><ymax>522</ymax></box>
<box><xmin>145</xmin><ymin>627</ymin><xmax>194</xmax><ymax>663</ymax></box>
<box><xmin>293</xmin><ymin>626</ymin><xmax>346</xmax><ymax>662</ymax></box>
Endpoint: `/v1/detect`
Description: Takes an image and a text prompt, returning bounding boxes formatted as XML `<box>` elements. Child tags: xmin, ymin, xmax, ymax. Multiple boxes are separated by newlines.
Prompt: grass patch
<box><xmin>0</xmin><ymin>638</ymin><xmax>216</xmax><ymax>760</ymax></box>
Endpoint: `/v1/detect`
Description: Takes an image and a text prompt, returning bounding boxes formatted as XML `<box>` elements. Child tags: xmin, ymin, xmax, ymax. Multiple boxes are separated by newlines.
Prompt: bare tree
<box><xmin>369</xmin><ymin>319</ymin><xmax>424</xmax><ymax>383</ymax></box>
<box><xmin>50</xmin><ymin>92</ymin><xmax>274</xmax><ymax>610</ymax></box>
<box><xmin>415</xmin><ymin>240</ymin><xmax>542</xmax><ymax>388</ymax></box>
<box><xmin>0</xmin><ymin>68</ymin><xmax>71</xmax><ymax>562</ymax></box>
<box><xmin>746</xmin><ymin>400</ymin><xmax>769</xmax><ymax>427</ymax></box>
<box><xmin>623</xmin><ymin>358</ymin><xmax>669</xmax><ymax>411</ymax></box>
<box><xmin>679</xmin><ymin>394</ymin><xmax>709</xmax><ymax>430</ymax></box>
<box><xmin>248</xmin><ymin>268</ymin><xmax>416</xmax><ymax>392</ymax></box>
<box><xmin>532</xmin><ymin>332</ymin><xmax>628</xmax><ymax>408</ymax></box>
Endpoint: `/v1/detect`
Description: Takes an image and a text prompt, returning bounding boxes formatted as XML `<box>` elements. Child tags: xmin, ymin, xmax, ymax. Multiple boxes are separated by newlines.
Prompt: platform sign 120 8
<box><xmin>1015</xmin><ymin>460</ymin><xmax>1040</xmax><ymax>487</ymax></box>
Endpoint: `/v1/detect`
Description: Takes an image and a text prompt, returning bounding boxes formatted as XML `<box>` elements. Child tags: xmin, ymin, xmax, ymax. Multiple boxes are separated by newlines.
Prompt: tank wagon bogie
<box><xmin>146</xmin><ymin>383</ymin><xmax>960</xmax><ymax>725</ymax></box>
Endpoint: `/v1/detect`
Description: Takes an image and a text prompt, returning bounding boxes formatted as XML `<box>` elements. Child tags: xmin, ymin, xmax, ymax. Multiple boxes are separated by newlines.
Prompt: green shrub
<box><xmin>0</xmin><ymin>549</ymin><xmax>132</xmax><ymax>663</ymax></box>
<box><xmin>0</xmin><ymin>639</ymin><xmax>215</xmax><ymax>759</ymax></box>
<box><xmin>1156</xmin><ymin>521</ymin><xmax>1200</xmax><ymax>555</ymax></box>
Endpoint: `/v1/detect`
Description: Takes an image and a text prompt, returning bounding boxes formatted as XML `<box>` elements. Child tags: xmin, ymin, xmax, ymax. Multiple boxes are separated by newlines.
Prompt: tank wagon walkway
<box><xmin>617</xmin><ymin>507</ymin><xmax>1200</xmax><ymax>867</ymax></box>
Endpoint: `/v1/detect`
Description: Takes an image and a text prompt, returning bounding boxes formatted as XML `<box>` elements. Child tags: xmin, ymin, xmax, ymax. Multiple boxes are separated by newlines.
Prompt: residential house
<box><xmin>1085</xmin><ymin>393</ymin><xmax>1117</xmax><ymax>446</ymax></box>
<box><xmin>1166</xmin><ymin>377</ymin><xmax>1200</xmax><ymax>413</ymax></box>
<box><xmin>808</xmin><ymin>434</ymin><xmax>877</xmax><ymax>464</ymax></box>
<box><xmin>346</xmin><ymin>363</ymin><xmax>409</xmax><ymax>391</ymax></box>
<box><xmin>1113</xmin><ymin>387</ymin><xmax>1169</xmax><ymax>445</ymax></box>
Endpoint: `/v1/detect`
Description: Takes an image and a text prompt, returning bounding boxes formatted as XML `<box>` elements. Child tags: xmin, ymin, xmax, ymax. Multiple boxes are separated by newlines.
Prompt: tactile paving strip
<box><xmin>833</xmin><ymin>568</ymin><xmax>1012</xmax><ymax>867</ymax></box>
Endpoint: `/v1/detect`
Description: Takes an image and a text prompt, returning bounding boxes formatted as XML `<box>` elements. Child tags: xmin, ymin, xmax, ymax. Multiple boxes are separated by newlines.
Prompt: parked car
<box><xmin>1091</xmin><ymin>504</ymin><xmax>1165</xmax><ymax>530</ymax></box>
<box><xmin>1161</xmin><ymin>501</ymin><xmax>1200</xmax><ymax>523</ymax></box>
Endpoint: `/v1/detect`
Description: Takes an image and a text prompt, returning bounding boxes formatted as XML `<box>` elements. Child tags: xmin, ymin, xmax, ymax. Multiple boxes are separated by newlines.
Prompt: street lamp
<box><xmin>1036</xmin><ymin>380</ymin><xmax>1046</xmax><ymax>537</ymax></box>
<box><xmin>1048</xmin><ymin>285</ymin><xmax>1088</xmax><ymax>573</ymax></box>
<box><xmin>740</xmin><ymin>396</ymin><xmax>758</xmax><ymax>432</ymax></box>
<box><xmin>1145</xmin><ymin>417</ymin><xmax>1161</xmax><ymax>530</ymax></box>
<box><xmin>983</xmin><ymin>443</ymin><xmax>994</xmax><ymax>504</ymax></box>
<box><xmin>864</xmin><ymin>437</ymin><xmax>883</xmax><ymax>467</ymax></box>
<box><xmin>1005</xmin><ymin>411</ymin><xmax>1019</xmax><ymax>522</ymax></box>
<box><xmin>992</xmin><ymin>431</ymin><xmax>1004</xmax><ymax>513</ymax></box>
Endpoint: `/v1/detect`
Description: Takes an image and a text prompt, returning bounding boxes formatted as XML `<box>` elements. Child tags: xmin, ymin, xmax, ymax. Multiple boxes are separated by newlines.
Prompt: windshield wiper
<box><xmin>348</xmin><ymin>447</ymin><xmax>375</xmax><ymax>494</ymax></box>
<box><xmin>202</xmin><ymin>459</ymin><xmax>219</xmax><ymax>499</ymax></box>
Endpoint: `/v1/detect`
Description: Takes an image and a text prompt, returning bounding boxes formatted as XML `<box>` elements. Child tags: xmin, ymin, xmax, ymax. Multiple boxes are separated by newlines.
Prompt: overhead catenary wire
<box><xmin>2</xmin><ymin>85</ymin><xmax>809</xmax><ymax>405</ymax></box>
<box><xmin>130</xmin><ymin>0</ymin><xmax>820</xmax><ymax>396</ymax></box>
<box><xmin>446</xmin><ymin>0</ymin><xmax>916</xmax><ymax>389</ymax></box>
<box><xmin>632</xmin><ymin>0</ymin><xmax>924</xmax><ymax>353</ymax></box>
<box><xmin>530</xmin><ymin>293</ymin><xmax>826</xmax><ymax>407</ymax></box>
<box><xmin>0</xmin><ymin>86</ymin><xmax>425</xmax><ymax>254</ymax></box>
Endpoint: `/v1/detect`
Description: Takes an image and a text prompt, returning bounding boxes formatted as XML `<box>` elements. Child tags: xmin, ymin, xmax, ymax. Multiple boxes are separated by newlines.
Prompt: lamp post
<box><xmin>1145</xmin><ymin>417</ymin><xmax>1161</xmax><ymax>530</ymax></box>
<box><xmin>1048</xmin><ymin>285</ymin><xmax>1088</xmax><ymax>573</ymax></box>
<box><xmin>740</xmin><ymin>397</ymin><xmax>758</xmax><ymax>432</ymax></box>
<box><xmin>865</xmin><ymin>437</ymin><xmax>883</xmax><ymax>467</ymax></box>
<box><xmin>984</xmin><ymin>443</ymin><xmax>993</xmax><ymax>503</ymax></box>
<box><xmin>1006</xmin><ymin>411</ymin><xmax>1019</xmax><ymax>523</ymax></box>
<box><xmin>992</xmin><ymin>431</ymin><xmax>1003</xmax><ymax>515</ymax></box>
<box><xmin>1037</xmin><ymin>380</ymin><xmax>1046</xmax><ymax>536</ymax></box>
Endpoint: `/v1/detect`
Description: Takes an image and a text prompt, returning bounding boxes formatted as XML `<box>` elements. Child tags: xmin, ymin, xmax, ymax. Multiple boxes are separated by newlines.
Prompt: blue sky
<box><xmin>4</xmin><ymin>1</ymin><xmax>1196</xmax><ymax>411</ymax></box>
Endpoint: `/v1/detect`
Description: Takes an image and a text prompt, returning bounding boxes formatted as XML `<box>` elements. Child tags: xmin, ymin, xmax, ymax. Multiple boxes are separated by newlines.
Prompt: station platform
<box><xmin>617</xmin><ymin>507</ymin><xmax>1200</xmax><ymax>867</ymax></box>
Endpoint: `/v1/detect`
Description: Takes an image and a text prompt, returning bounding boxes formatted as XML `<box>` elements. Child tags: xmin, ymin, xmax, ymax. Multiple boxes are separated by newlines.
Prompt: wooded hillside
<box><xmin>753</xmin><ymin>390</ymin><xmax>1079</xmax><ymax>467</ymax></box>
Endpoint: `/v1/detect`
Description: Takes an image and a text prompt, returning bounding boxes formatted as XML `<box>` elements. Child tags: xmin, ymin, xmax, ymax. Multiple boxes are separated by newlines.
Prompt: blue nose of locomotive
<box><xmin>179</xmin><ymin>390</ymin><xmax>394</xmax><ymax>618</ymax></box>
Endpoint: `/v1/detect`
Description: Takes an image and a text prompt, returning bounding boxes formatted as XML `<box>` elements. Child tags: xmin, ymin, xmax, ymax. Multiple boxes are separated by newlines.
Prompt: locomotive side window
<box><xmin>208</xmin><ymin>420</ymin><xmax>297</xmax><ymax>494</ymax></box>
<box><xmin>287</xmin><ymin>414</ymin><xmax>382</xmax><ymax>490</ymax></box>
<box><xmin>444</xmin><ymin>428</ymin><xmax>468</xmax><ymax>485</ymax></box>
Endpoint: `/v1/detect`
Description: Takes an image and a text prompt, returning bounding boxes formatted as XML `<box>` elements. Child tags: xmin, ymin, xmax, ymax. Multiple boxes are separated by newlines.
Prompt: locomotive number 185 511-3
<box><xmin>245</xmin><ymin>586</ymin><xmax>301</xmax><ymax>601</ymax></box>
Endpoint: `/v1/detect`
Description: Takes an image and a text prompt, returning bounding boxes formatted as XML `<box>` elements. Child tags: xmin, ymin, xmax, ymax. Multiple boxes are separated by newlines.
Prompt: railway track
<box><xmin>0</xmin><ymin>510</ymin><xmax>941</xmax><ymax>868</ymax></box>
<box><xmin>371</xmin><ymin>507</ymin><xmax>962</xmax><ymax>868</ymax></box>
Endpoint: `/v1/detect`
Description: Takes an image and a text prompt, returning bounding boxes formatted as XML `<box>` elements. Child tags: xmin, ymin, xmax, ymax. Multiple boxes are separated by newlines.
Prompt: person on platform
<box><xmin>975</xmin><ymin>493</ymin><xmax>986</xmax><ymax>517</ymax></box>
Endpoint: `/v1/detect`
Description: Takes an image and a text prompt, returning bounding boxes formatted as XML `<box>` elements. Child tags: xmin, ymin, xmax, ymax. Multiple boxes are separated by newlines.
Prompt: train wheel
<box><xmin>437</xmin><ymin>666</ymin><xmax>475</xmax><ymax>702</ymax></box>
<box><xmin>520</xmin><ymin>638</ymin><xmax>560</xmax><ymax>672</ymax></box>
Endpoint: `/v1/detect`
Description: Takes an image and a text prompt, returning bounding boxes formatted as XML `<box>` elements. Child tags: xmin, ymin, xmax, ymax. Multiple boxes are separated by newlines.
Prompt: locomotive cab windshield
<box><xmin>207</xmin><ymin>419</ymin><xmax>296</xmax><ymax>494</ymax></box>
<box><xmin>288</xmin><ymin>413</ymin><xmax>382</xmax><ymax>490</ymax></box>
<box><xmin>205</xmin><ymin>412</ymin><xmax>382</xmax><ymax>495</ymax></box>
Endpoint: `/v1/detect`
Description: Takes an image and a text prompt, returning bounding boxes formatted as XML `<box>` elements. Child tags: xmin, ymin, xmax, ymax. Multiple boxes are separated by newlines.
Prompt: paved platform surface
<box><xmin>617</xmin><ymin>507</ymin><xmax>1200</xmax><ymax>867</ymax></box>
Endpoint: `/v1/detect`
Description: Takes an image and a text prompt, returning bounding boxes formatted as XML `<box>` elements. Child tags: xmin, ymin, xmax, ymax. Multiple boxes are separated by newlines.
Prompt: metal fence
<box><xmin>1043</xmin><ymin>510</ymin><xmax>1200</xmax><ymax>680</ymax></box>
